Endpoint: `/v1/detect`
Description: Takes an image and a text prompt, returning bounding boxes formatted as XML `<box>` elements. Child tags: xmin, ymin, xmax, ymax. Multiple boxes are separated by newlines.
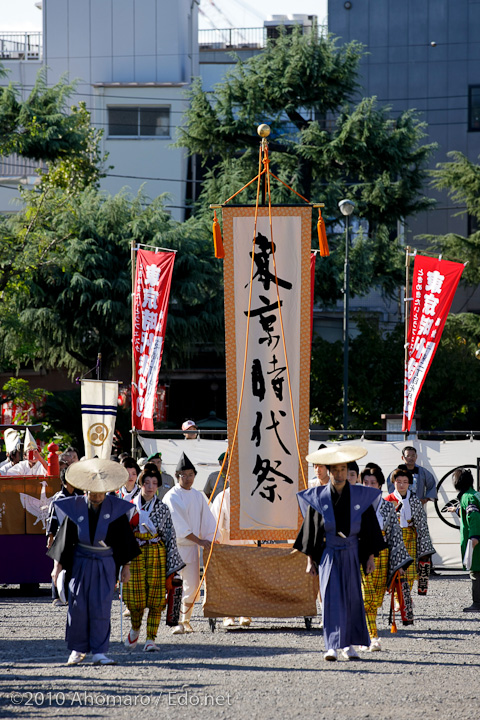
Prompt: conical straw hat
<box><xmin>66</xmin><ymin>458</ymin><xmax>128</xmax><ymax>493</ymax></box>
<box><xmin>306</xmin><ymin>445</ymin><xmax>367</xmax><ymax>465</ymax></box>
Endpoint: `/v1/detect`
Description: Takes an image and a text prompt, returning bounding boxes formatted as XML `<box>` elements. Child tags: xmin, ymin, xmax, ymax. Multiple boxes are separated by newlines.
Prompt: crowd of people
<box><xmin>2</xmin><ymin>425</ymin><xmax>479</xmax><ymax>666</ymax></box>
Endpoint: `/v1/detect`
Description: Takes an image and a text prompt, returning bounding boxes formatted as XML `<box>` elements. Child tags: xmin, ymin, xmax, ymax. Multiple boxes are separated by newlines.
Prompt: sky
<box><xmin>0</xmin><ymin>0</ymin><xmax>328</xmax><ymax>32</ymax></box>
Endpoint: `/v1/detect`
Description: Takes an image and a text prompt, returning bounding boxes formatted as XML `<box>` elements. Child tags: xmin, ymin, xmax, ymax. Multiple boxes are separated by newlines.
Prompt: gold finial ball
<box><xmin>257</xmin><ymin>123</ymin><xmax>271</xmax><ymax>138</ymax></box>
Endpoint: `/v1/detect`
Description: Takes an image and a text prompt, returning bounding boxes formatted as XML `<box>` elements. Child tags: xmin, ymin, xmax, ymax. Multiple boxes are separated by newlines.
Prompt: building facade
<box><xmin>0</xmin><ymin>0</ymin><xmax>198</xmax><ymax>220</ymax></box>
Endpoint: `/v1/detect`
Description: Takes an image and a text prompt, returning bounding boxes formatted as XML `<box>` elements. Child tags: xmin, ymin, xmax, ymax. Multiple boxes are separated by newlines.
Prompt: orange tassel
<box><xmin>212</xmin><ymin>210</ymin><xmax>225</xmax><ymax>259</ymax></box>
<box><xmin>317</xmin><ymin>210</ymin><xmax>329</xmax><ymax>257</ymax></box>
<box><xmin>391</xmin><ymin>620</ymin><xmax>398</xmax><ymax>633</ymax></box>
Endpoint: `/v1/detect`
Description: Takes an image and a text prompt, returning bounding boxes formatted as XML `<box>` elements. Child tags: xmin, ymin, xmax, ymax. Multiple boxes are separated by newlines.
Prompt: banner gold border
<box><xmin>223</xmin><ymin>206</ymin><xmax>311</xmax><ymax>540</ymax></box>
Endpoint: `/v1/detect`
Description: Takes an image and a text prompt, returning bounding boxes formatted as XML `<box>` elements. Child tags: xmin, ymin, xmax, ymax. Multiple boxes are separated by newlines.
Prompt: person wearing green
<box><xmin>450</xmin><ymin>469</ymin><xmax>480</xmax><ymax>612</ymax></box>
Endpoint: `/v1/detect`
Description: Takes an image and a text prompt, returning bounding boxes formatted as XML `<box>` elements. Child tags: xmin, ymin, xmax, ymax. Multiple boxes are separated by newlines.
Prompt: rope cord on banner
<box><xmin>184</xmin><ymin>145</ymin><xmax>265</xmax><ymax>616</ymax></box>
<box><xmin>263</xmin><ymin>143</ymin><xmax>308</xmax><ymax>491</ymax></box>
<box><xmin>186</xmin><ymin>136</ymin><xmax>318</xmax><ymax>614</ymax></box>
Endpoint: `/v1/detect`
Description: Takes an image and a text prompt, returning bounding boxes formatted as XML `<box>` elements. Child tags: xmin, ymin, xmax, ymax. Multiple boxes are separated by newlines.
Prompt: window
<box><xmin>468</xmin><ymin>86</ymin><xmax>480</xmax><ymax>131</ymax></box>
<box><xmin>108</xmin><ymin>107</ymin><xmax>170</xmax><ymax>137</ymax></box>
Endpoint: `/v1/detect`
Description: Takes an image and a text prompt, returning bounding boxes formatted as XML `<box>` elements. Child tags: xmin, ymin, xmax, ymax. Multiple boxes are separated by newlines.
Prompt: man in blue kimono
<box><xmin>294</xmin><ymin>445</ymin><xmax>385</xmax><ymax>662</ymax></box>
<box><xmin>49</xmin><ymin>459</ymin><xmax>140</xmax><ymax>666</ymax></box>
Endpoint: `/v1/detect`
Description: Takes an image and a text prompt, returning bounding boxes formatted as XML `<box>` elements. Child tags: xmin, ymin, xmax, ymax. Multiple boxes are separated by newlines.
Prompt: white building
<box><xmin>0</xmin><ymin>0</ymin><xmax>198</xmax><ymax>221</ymax></box>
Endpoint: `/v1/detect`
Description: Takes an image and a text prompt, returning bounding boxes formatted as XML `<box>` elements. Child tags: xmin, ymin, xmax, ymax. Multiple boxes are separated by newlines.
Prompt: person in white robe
<box><xmin>6</xmin><ymin>449</ymin><xmax>48</xmax><ymax>476</ymax></box>
<box><xmin>163</xmin><ymin>452</ymin><xmax>216</xmax><ymax>634</ymax></box>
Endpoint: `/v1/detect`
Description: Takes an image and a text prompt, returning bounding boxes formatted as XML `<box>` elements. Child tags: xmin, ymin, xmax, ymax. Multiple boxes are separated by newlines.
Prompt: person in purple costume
<box><xmin>294</xmin><ymin>445</ymin><xmax>385</xmax><ymax>662</ymax></box>
<box><xmin>49</xmin><ymin>459</ymin><xmax>140</xmax><ymax>666</ymax></box>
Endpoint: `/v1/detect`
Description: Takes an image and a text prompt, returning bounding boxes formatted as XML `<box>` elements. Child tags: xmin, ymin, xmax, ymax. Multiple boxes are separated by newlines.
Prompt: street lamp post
<box><xmin>338</xmin><ymin>199</ymin><xmax>355</xmax><ymax>434</ymax></box>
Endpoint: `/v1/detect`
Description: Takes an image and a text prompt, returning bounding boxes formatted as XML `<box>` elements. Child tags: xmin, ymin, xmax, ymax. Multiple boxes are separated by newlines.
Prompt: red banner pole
<box><xmin>402</xmin><ymin>246</ymin><xmax>412</xmax><ymax>432</ymax></box>
<box><xmin>131</xmin><ymin>240</ymin><xmax>137</xmax><ymax>456</ymax></box>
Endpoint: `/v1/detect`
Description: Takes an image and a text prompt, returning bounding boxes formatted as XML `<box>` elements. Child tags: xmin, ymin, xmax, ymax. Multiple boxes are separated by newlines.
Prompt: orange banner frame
<box><xmin>223</xmin><ymin>206</ymin><xmax>311</xmax><ymax>541</ymax></box>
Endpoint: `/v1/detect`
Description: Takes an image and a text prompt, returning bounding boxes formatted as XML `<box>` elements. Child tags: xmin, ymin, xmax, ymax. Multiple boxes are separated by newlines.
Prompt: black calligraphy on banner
<box><xmin>248</xmin><ymin>232</ymin><xmax>293</xmax><ymax>292</ymax></box>
<box><xmin>246</xmin><ymin>230</ymin><xmax>294</xmax><ymax>505</ymax></box>
<box><xmin>251</xmin><ymin>455</ymin><xmax>294</xmax><ymax>503</ymax></box>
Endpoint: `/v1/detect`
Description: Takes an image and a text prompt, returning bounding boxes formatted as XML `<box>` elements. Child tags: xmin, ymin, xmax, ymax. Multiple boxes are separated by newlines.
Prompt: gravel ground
<box><xmin>0</xmin><ymin>574</ymin><xmax>479</xmax><ymax>720</ymax></box>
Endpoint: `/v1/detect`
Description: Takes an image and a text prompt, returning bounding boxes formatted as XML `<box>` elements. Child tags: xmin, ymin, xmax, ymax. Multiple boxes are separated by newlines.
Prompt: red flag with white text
<box><xmin>402</xmin><ymin>255</ymin><xmax>464</xmax><ymax>431</ymax></box>
<box><xmin>132</xmin><ymin>249</ymin><xmax>175</xmax><ymax>430</ymax></box>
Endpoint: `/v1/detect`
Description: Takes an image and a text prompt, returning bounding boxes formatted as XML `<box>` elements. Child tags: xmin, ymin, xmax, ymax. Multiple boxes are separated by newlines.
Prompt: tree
<box><xmin>0</xmin><ymin>188</ymin><xmax>224</xmax><ymax>379</ymax></box>
<box><xmin>177</xmin><ymin>29</ymin><xmax>435</xmax><ymax>305</ymax></box>
<box><xmin>310</xmin><ymin>317</ymin><xmax>404</xmax><ymax>429</ymax></box>
<box><xmin>0</xmin><ymin>68</ymin><xmax>107</xmax><ymax>302</ymax></box>
<box><xmin>430</xmin><ymin>151</ymin><xmax>480</xmax><ymax>286</ymax></box>
<box><xmin>0</xmin><ymin>68</ymin><xmax>94</xmax><ymax>162</ymax></box>
<box><xmin>310</xmin><ymin>314</ymin><xmax>480</xmax><ymax>431</ymax></box>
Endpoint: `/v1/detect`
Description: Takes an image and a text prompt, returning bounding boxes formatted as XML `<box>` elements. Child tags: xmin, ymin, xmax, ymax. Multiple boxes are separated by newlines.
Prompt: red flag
<box><xmin>402</xmin><ymin>255</ymin><xmax>464</xmax><ymax>431</ymax></box>
<box><xmin>132</xmin><ymin>249</ymin><xmax>175</xmax><ymax>431</ymax></box>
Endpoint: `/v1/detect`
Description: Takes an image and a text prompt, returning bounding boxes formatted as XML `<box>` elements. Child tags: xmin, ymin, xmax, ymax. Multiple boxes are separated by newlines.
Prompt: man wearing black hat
<box><xmin>203</xmin><ymin>451</ymin><xmax>229</xmax><ymax>501</ymax></box>
<box><xmin>163</xmin><ymin>452</ymin><xmax>216</xmax><ymax>634</ymax></box>
<box><xmin>146</xmin><ymin>452</ymin><xmax>175</xmax><ymax>500</ymax></box>
<box><xmin>49</xmin><ymin>459</ymin><xmax>140</xmax><ymax>665</ymax></box>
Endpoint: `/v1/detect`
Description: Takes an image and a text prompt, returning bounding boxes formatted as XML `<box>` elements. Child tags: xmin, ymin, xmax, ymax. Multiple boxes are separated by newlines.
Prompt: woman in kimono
<box><xmin>49</xmin><ymin>459</ymin><xmax>141</xmax><ymax>666</ymax></box>
<box><xmin>116</xmin><ymin>456</ymin><xmax>141</xmax><ymax>501</ymax></box>
<box><xmin>123</xmin><ymin>466</ymin><xmax>185</xmax><ymax>652</ymax></box>
<box><xmin>360</xmin><ymin>465</ymin><xmax>413</xmax><ymax>651</ymax></box>
<box><xmin>294</xmin><ymin>445</ymin><xmax>385</xmax><ymax>662</ymax></box>
<box><xmin>384</xmin><ymin>467</ymin><xmax>435</xmax><ymax>593</ymax></box>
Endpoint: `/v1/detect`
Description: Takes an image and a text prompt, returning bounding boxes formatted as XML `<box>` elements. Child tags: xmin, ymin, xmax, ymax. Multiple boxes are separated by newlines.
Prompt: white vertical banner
<box><xmin>81</xmin><ymin>380</ymin><xmax>119</xmax><ymax>459</ymax></box>
<box><xmin>223</xmin><ymin>207</ymin><xmax>311</xmax><ymax>541</ymax></box>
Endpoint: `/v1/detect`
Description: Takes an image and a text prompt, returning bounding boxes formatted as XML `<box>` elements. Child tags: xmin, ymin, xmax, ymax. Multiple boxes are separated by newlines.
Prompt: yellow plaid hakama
<box><xmin>123</xmin><ymin>532</ymin><xmax>167</xmax><ymax>641</ymax></box>
<box><xmin>401</xmin><ymin>527</ymin><xmax>417</xmax><ymax>591</ymax></box>
<box><xmin>361</xmin><ymin>544</ymin><xmax>389</xmax><ymax>639</ymax></box>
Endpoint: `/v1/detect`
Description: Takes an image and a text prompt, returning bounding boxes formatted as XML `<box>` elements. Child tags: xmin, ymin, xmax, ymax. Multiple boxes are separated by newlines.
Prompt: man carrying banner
<box><xmin>294</xmin><ymin>445</ymin><xmax>385</xmax><ymax>662</ymax></box>
<box><xmin>49</xmin><ymin>459</ymin><xmax>140</xmax><ymax>665</ymax></box>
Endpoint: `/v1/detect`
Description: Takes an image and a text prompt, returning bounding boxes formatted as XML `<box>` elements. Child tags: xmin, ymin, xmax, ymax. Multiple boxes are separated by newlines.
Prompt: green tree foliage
<box><xmin>430</xmin><ymin>151</ymin><xmax>480</xmax><ymax>286</ymax></box>
<box><xmin>310</xmin><ymin>317</ymin><xmax>404</xmax><ymax>429</ymax></box>
<box><xmin>0</xmin><ymin>67</ymin><xmax>107</xmax><ymax>299</ymax></box>
<box><xmin>310</xmin><ymin>314</ymin><xmax>480</xmax><ymax>431</ymax></box>
<box><xmin>0</xmin><ymin>189</ymin><xmax>223</xmax><ymax>378</ymax></box>
<box><xmin>0</xmin><ymin>69</ymin><xmax>93</xmax><ymax>161</ymax></box>
<box><xmin>178</xmin><ymin>29</ymin><xmax>435</xmax><ymax>305</ymax></box>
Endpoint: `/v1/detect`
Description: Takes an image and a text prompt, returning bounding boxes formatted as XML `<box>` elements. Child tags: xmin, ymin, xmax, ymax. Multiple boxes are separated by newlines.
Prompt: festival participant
<box><xmin>182</xmin><ymin>420</ymin><xmax>198</xmax><ymax>439</ymax></box>
<box><xmin>449</xmin><ymin>469</ymin><xmax>480</xmax><ymax>612</ymax></box>
<box><xmin>46</xmin><ymin>468</ymin><xmax>84</xmax><ymax>606</ymax></box>
<box><xmin>123</xmin><ymin>467</ymin><xmax>185</xmax><ymax>651</ymax></box>
<box><xmin>0</xmin><ymin>429</ymin><xmax>21</xmax><ymax>473</ymax></box>
<box><xmin>49</xmin><ymin>459</ymin><xmax>140</xmax><ymax>666</ymax></box>
<box><xmin>308</xmin><ymin>444</ymin><xmax>329</xmax><ymax>488</ymax></box>
<box><xmin>6</xmin><ymin>447</ymin><xmax>48</xmax><ymax>476</ymax></box>
<box><xmin>360</xmin><ymin>466</ymin><xmax>413</xmax><ymax>651</ymax></box>
<box><xmin>386</xmin><ymin>447</ymin><xmax>437</xmax><ymax>505</ymax></box>
<box><xmin>384</xmin><ymin>468</ymin><xmax>435</xmax><ymax>593</ymax></box>
<box><xmin>145</xmin><ymin>453</ymin><xmax>175</xmax><ymax>500</ymax></box>
<box><xmin>163</xmin><ymin>453</ymin><xmax>216</xmax><ymax>634</ymax></box>
<box><xmin>58</xmin><ymin>447</ymin><xmax>79</xmax><ymax>472</ymax></box>
<box><xmin>294</xmin><ymin>445</ymin><xmax>385</xmax><ymax>662</ymax></box>
<box><xmin>203</xmin><ymin>452</ymin><xmax>229</xmax><ymax>500</ymax></box>
<box><xmin>347</xmin><ymin>461</ymin><xmax>360</xmax><ymax>485</ymax></box>
<box><xmin>117</xmin><ymin>456</ymin><xmax>141</xmax><ymax>501</ymax></box>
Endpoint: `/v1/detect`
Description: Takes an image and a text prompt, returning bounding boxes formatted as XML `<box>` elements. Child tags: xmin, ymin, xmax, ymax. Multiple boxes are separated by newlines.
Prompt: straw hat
<box><xmin>306</xmin><ymin>445</ymin><xmax>367</xmax><ymax>466</ymax></box>
<box><xmin>66</xmin><ymin>458</ymin><xmax>128</xmax><ymax>493</ymax></box>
